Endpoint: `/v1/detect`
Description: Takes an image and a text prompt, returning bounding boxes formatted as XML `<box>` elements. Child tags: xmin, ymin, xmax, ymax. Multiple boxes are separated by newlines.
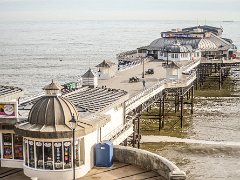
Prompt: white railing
<box><xmin>125</xmin><ymin>79</ymin><xmax>166</xmax><ymax>113</ymax></box>
<box><xmin>102</xmin><ymin>120</ymin><xmax>133</xmax><ymax>141</ymax></box>
<box><xmin>182</xmin><ymin>60</ymin><xmax>200</xmax><ymax>73</ymax></box>
<box><xmin>19</xmin><ymin>92</ymin><xmax>44</xmax><ymax>105</ymax></box>
<box><xmin>117</xmin><ymin>50</ymin><xmax>137</xmax><ymax>59</ymax></box>
<box><xmin>164</xmin><ymin>71</ymin><xmax>196</xmax><ymax>89</ymax></box>
<box><xmin>125</xmin><ymin>71</ymin><xmax>196</xmax><ymax>113</ymax></box>
<box><xmin>103</xmin><ymin>71</ymin><xmax>197</xmax><ymax>142</ymax></box>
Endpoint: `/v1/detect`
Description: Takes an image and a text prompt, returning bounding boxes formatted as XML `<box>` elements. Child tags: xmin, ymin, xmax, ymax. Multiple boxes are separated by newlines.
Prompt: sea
<box><xmin>1</xmin><ymin>20</ymin><xmax>240</xmax><ymax>179</ymax></box>
<box><xmin>1</xmin><ymin>20</ymin><xmax>240</xmax><ymax>96</ymax></box>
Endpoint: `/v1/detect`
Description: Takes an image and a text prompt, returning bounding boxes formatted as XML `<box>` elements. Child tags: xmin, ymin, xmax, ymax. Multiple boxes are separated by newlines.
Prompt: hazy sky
<box><xmin>0</xmin><ymin>0</ymin><xmax>239</xmax><ymax>21</ymax></box>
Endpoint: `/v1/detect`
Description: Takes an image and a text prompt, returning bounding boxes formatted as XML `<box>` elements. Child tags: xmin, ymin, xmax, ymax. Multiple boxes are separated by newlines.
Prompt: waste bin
<box><xmin>95</xmin><ymin>140</ymin><xmax>113</xmax><ymax>167</ymax></box>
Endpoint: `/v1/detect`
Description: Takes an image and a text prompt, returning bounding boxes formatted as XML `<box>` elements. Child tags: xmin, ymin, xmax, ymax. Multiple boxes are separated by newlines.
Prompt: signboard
<box><xmin>0</xmin><ymin>101</ymin><xmax>18</xmax><ymax>118</ymax></box>
<box><xmin>161</xmin><ymin>32</ymin><xmax>203</xmax><ymax>38</ymax></box>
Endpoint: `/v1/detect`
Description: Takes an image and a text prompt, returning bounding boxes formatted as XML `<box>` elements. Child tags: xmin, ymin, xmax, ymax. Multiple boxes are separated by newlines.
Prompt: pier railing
<box><xmin>102</xmin><ymin>119</ymin><xmax>133</xmax><ymax>142</ymax></box>
<box><xmin>125</xmin><ymin>79</ymin><xmax>166</xmax><ymax>114</ymax></box>
<box><xmin>164</xmin><ymin>71</ymin><xmax>196</xmax><ymax>89</ymax></box>
<box><xmin>103</xmin><ymin>71</ymin><xmax>197</xmax><ymax>143</ymax></box>
<box><xmin>19</xmin><ymin>92</ymin><xmax>44</xmax><ymax>105</ymax></box>
<box><xmin>125</xmin><ymin>71</ymin><xmax>196</xmax><ymax>114</ymax></box>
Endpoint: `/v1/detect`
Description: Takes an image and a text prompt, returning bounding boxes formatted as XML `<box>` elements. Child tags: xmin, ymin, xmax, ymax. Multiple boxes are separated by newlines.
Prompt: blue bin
<box><xmin>95</xmin><ymin>140</ymin><xmax>113</xmax><ymax>167</ymax></box>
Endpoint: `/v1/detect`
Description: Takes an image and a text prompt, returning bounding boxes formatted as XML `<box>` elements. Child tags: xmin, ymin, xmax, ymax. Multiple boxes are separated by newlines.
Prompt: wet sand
<box><xmin>141</xmin><ymin>71</ymin><xmax>240</xmax><ymax>180</ymax></box>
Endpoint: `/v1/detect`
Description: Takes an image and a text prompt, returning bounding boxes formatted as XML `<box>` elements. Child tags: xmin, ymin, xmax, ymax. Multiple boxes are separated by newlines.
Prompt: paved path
<box><xmin>80</xmin><ymin>162</ymin><xmax>164</xmax><ymax>180</ymax></box>
<box><xmin>0</xmin><ymin>162</ymin><xmax>165</xmax><ymax>180</ymax></box>
<box><xmin>142</xmin><ymin>135</ymin><xmax>240</xmax><ymax>146</ymax></box>
<box><xmin>98</xmin><ymin>60</ymin><xmax>166</xmax><ymax>97</ymax></box>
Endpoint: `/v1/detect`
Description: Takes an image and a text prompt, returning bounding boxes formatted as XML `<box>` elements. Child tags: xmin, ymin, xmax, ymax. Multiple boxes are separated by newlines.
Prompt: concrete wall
<box><xmin>101</xmin><ymin>106</ymin><xmax>124</xmax><ymax>140</ymax></box>
<box><xmin>113</xmin><ymin>145</ymin><xmax>186</xmax><ymax>180</ymax></box>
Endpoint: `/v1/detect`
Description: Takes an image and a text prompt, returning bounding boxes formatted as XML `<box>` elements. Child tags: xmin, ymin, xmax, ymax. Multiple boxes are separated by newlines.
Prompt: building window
<box><xmin>80</xmin><ymin>138</ymin><xmax>84</xmax><ymax>164</ymax></box>
<box><xmin>24</xmin><ymin>139</ymin><xmax>28</xmax><ymax>165</ymax></box>
<box><xmin>74</xmin><ymin>140</ymin><xmax>80</xmax><ymax>167</ymax></box>
<box><xmin>2</xmin><ymin>133</ymin><xmax>13</xmax><ymax>159</ymax></box>
<box><xmin>13</xmin><ymin>134</ymin><xmax>23</xmax><ymax>160</ymax></box>
<box><xmin>171</xmin><ymin>54</ymin><xmax>174</xmax><ymax>58</ymax></box>
<box><xmin>63</xmin><ymin>141</ymin><xmax>72</xmax><ymax>169</ymax></box>
<box><xmin>175</xmin><ymin>54</ymin><xmax>178</xmax><ymax>58</ymax></box>
<box><xmin>44</xmin><ymin>142</ymin><xmax>53</xmax><ymax>170</ymax></box>
<box><xmin>54</xmin><ymin>142</ymin><xmax>63</xmax><ymax>170</ymax></box>
<box><xmin>28</xmin><ymin>140</ymin><xmax>35</xmax><ymax>168</ymax></box>
<box><xmin>36</xmin><ymin>142</ymin><xmax>43</xmax><ymax>169</ymax></box>
<box><xmin>22</xmin><ymin>138</ymin><xmax>83</xmax><ymax>170</ymax></box>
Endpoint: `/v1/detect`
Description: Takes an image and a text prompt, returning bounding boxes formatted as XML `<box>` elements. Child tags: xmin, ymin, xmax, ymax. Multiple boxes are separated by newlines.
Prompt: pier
<box><xmin>98</xmin><ymin>56</ymin><xmax>240</xmax><ymax>148</ymax></box>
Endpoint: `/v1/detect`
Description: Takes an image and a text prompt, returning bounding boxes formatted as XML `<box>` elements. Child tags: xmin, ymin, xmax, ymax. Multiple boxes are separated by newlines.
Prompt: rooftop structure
<box><xmin>0</xmin><ymin>85</ymin><xmax>24</xmax><ymax>101</ymax></box>
<box><xmin>19</xmin><ymin>86</ymin><xmax>128</xmax><ymax>114</ymax></box>
<box><xmin>138</xmin><ymin>25</ymin><xmax>237</xmax><ymax>61</ymax></box>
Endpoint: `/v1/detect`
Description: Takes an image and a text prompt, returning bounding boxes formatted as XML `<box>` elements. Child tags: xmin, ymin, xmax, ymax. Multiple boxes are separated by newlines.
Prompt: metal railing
<box><xmin>102</xmin><ymin>120</ymin><xmax>133</xmax><ymax>141</ymax></box>
<box><xmin>125</xmin><ymin>79</ymin><xmax>166</xmax><ymax>109</ymax></box>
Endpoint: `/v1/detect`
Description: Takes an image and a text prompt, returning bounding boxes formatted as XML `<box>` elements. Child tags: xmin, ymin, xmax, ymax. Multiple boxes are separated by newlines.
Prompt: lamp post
<box><xmin>69</xmin><ymin>114</ymin><xmax>77</xmax><ymax>180</ymax></box>
<box><xmin>164</xmin><ymin>48</ymin><xmax>170</xmax><ymax>65</ymax></box>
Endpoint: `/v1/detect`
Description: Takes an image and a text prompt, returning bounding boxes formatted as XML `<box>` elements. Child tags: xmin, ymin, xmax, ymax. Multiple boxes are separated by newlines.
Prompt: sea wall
<box><xmin>113</xmin><ymin>145</ymin><xmax>186</xmax><ymax>180</ymax></box>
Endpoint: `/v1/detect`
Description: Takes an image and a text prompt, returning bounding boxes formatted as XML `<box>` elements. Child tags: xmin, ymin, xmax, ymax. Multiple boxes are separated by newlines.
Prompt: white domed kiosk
<box><xmin>15</xmin><ymin>81</ymin><xmax>110</xmax><ymax>180</ymax></box>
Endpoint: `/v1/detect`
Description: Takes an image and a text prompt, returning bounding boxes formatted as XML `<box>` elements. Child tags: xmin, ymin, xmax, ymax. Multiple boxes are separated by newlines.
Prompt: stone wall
<box><xmin>113</xmin><ymin>145</ymin><xmax>186</xmax><ymax>180</ymax></box>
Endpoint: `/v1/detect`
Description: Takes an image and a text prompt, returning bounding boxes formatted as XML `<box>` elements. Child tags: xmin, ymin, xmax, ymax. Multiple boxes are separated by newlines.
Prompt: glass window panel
<box><xmin>54</xmin><ymin>142</ymin><xmax>63</xmax><ymax>170</ymax></box>
<box><xmin>63</xmin><ymin>141</ymin><xmax>72</xmax><ymax>169</ymax></box>
<box><xmin>80</xmin><ymin>138</ymin><xmax>84</xmax><ymax>164</ymax></box>
<box><xmin>44</xmin><ymin>142</ymin><xmax>53</xmax><ymax>170</ymax></box>
<box><xmin>2</xmin><ymin>133</ymin><xmax>13</xmax><ymax>159</ymax></box>
<box><xmin>13</xmin><ymin>134</ymin><xmax>23</xmax><ymax>160</ymax></box>
<box><xmin>28</xmin><ymin>140</ymin><xmax>35</xmax><ymax>168</ymax></box>
<box><xmin>74</xmin><ymin>140</ymin><xmax>79</xmax><ymax>167</ymax></box>
<box><xmin>36</xmin><ymin>141</ymin><xmax>43</xmax><ymax>169</ymax></box>
<box><xmin>24</xmin><ymin>139</ymin><xmax>28</xmax><ymax>166</ymax></box>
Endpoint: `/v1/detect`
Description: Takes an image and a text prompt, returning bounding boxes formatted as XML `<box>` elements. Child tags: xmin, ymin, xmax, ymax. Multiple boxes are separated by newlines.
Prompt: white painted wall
<box><xmin>97</xmin><ymin>66</ymin><xmax>117</xmax><ymax>80</ymax></box>
<box><xmin>1</xmin><ymin>159</ymin><xmax>23</xmax><ymax>168</ymax></box>
<box><xmin>101</xmin><ymin>106</ymin><xmax>124</xmax><ymax>140</ymax></box>
<box><xmin>23</xmin><ymin>130</ymin><xmax>99</xmax><ymax>180</ymax></box>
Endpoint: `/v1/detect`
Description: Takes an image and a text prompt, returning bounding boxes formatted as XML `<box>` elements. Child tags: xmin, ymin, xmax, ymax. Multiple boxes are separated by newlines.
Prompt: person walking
<box><xmin>142</xmin><ymin>79</ymin><xmax>146</xmax><ymax>90</ymax></box>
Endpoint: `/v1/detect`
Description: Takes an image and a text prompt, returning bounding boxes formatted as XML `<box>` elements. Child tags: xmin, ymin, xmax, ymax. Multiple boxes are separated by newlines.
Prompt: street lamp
<box><xmin>69</xmin><ymin>114</ymin><xmax>77</xmax><ymax>180</ymax></box>
<box><xmin>164</xmin><ymin>47</ymin><xmax>171</xmax><ymax>65</ymax></box>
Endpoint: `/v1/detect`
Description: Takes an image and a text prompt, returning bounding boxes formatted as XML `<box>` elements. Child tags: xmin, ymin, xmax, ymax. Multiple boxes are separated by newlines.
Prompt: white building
<box><xmin>96</xmin><ymin>60</ymin><xmax>117</xmax><ymax>80</ymax></box>
<box><xmin>138</xmin><ymin>25</ymin><xmax>237</xmax><ymax>61</ymax></box>
<box><xmin>1</xmin><ymin>80</ymin><xmax>129</xmax><ymax>179</ymax></box>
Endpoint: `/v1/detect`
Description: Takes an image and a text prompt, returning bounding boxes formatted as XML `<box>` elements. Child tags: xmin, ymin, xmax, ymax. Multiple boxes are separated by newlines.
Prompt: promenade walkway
<box><xmin>0</xmin><ymin>162</ymin><xmax>164</xmax><ymax>180</ymax></box>
<box><xmin>98</xmin><ymin>60</ymin><xmax>167</xmax><ymax>97</ymax></box>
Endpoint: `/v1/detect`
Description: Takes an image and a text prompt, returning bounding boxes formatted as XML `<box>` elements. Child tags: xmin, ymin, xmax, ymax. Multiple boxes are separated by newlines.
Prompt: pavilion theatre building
<box><xmin>0</xmin><ymin>79</ymin><xmax>128</xmax><ymax>179</ymax></box>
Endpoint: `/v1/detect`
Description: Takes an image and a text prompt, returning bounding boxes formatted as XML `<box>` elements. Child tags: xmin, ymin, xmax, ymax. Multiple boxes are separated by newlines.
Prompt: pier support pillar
<box><xmin>180</xmin><ymin>96</ymin><xmax>183</xmax><ymax>128</ymax></box>
<box><xmin>137</xmin><ymin>116</ymin><xmax>140</xmax><ymax>149</ymax></box>
<box><xmin>132</xmin><ymin>118</ymin><xmax>136</xmax><ymax>148</ymax></box>
<box><xmin>191</xmin><ymin>86</ymin><xmax>194</xmax><ymax>114</ymax></box>
<box><xmin>159</xmin><ymin>98</ymin><xmax>162</xmax><ymax>131</ymax></box>
<box><xmin>162</xmin><ymin>95</ymin><xmax>165</xmax><ymax>128</ymax></box>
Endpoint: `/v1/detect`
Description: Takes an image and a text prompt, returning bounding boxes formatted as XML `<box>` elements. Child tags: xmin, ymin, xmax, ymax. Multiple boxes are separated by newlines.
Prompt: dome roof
<box><xmin>28</xmin><ymin>95</ymin><xmax>79</xmax><ymax>127</ymax></box>
<box><xmin>163</xmin><ymin>43</ymin><xmax>192</xmax><ymax>53</ymax></box>
<box><xmin>197</xmin><ymin>39</ymin><xmax>217</xmax><ymax>50</ymax></box>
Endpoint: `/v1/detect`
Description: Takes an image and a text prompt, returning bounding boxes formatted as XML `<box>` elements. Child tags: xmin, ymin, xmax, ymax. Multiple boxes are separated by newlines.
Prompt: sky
<box><xmin>0</xmin><ymin>0</ymin><xmax>239</xmax><ymax>22</ymax></box>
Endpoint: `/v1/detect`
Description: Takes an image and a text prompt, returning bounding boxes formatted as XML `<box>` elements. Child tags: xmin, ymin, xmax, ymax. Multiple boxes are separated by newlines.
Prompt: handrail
<box><xmin>103</xmin><ymin>71</ymin><xmax>196</xmax><ymax>142</ymax></box>
<box><xmin>19</xmin><ymin>92</ymin><xmax>44</xmax><ymax>105</ymax></box>
<box><xmin>125</xmin><ymin>71</ymin><xmax>196</xmax><ymax>112</ymax></box>
<box><xmin>102</xmin><ymin>120</ymin><xmax>133</xmax><ymax>141</ymax></box>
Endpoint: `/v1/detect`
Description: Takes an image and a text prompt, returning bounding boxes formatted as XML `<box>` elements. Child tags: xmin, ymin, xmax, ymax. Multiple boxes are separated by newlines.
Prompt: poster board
<box><xmin>0</xmin><ymin>101</ymin><xmax>18</xmax><ymax>118</ymax></box>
